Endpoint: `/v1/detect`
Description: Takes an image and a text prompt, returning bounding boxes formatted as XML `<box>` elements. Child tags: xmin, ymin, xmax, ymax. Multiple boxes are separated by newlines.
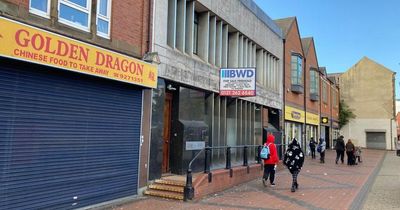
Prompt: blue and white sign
<box><xmin>219</xmin><ymin>68</ymin><xmax>256</xmax><ymax>96</ymax></box>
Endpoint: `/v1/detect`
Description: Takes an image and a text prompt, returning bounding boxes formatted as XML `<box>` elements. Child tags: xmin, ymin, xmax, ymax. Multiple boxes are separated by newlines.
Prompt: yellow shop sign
<box><xmin>285</xmin><ymin>106</ymin><xmax>305</xmax><ymax>123</ymax></box>
<box><xmin>0</xmin><ymin>17</ymin><xmax>157</xmax><ymax>88</ymax></box>
<box><xmin>306</xmin><ymin>112</ymin><xmax>319</xmax><ymax>125</ymax></box>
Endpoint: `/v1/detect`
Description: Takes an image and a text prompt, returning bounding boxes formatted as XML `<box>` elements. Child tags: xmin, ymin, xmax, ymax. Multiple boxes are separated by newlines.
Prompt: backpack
<box><xmin>260</xmin><ymin>143</ymin><xmax>271</xmax><ymax>160</ymax></box>
<box><xmin>317</xmin><ymin>145</ymin><xmax>322</xmax><ymax>153</ymax></box>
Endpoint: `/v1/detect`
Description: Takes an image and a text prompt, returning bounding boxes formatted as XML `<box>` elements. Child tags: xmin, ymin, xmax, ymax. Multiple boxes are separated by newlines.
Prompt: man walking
<box><xmin>335</xmin><ymin>135</ymin><xmax>345</xmax><ymax>164</ymax></box>
<box><xmin>309</xmin><ymin>137</ymin><xmax>316</xmax><ymax>159</ymax></box>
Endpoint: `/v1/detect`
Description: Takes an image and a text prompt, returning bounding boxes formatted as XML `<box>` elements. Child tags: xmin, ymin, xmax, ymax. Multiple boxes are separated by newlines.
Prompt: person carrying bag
<box><xmin>261</xmin><ymin>134</ymin><xmax>279</xmax><ymax>187</ymax></box>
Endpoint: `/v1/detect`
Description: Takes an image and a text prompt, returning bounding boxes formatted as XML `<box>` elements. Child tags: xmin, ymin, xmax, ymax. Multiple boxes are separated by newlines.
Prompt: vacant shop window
<box><xmin>59</xmin><ymin>0</ymin><xmax>91</xmax><ymax>31</ymax></box>
<box><xmin>291</xmin><ymin>54</ymin><xmax>302</xmax><ymax>86</ymax></box>
<box><xmin>193</xmin><ymin>12</ymin><xmax>199</xmax><ymax>55</ymax></box>
<box><xmin>30</xmin><ymin>0</ymin><xmax>50</xmax><ymax>18</ymax></box>
<box><xmin>97</xmin><ymin>0</ymin><xmax>112</xmax><ymax>38</ymax></box>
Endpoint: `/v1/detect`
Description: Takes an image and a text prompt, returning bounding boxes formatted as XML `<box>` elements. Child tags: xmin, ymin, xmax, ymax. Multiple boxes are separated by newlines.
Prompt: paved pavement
<box><xmin>363</xmin><ymin>151</ymin><xmax>400</xmax><ymax>209</ymax></box>
<box><xmin>104</xmin><ymin>149</ymin><xmax>387</xmax><ymax>210</ymax></box>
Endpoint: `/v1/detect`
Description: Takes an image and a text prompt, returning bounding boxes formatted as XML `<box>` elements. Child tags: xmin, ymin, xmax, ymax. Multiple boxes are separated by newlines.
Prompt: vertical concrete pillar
<box><xmin>268</xmin><ymin>54</ymin><xmax>273</xmax><ymax>88</ymax></box>
<box><xmin>252</xmin><ymin>44</ymin><xmax>256</xmax><ymax>68</ymax></box>
<box><xmin>279</xmin><ymin>59</ymin><xmax>283</xmax><ymax>94</ymax></box>
<box><xmin>198</xmin><ymin>11</ymin><xmax>209</xmax><ymax>61</ymax></box>
<box><xmin>268</xmin><ymin>54</ymin><xmax>275</xmax><ymax>90</ymax></box>
<box><xmin>272</xmin><ymin>57</ymin><xmax>278</xmax><ymax>91</ymax></box>
<box><xmin>208</xmin><ymin>16</ymin><xmax>216</xmax><ymax>65</ymax></box>
<box><xmin>222</xmin><ymin>24</ymin><xmax>228</xmax><ymax>68</ymax></box>
<box><xmin>185</xmin><ymin>1</ymin><xmax>194</xmax><ymax>55</ymax></box>
<box><xmin>263</xmin><ymin>52</ymin><xmax>268</xmax><ymax>87</ymax></box>
<box><xmin>167</xmin><ymin>0</ymin><xmax>177</xmax><ymax>48</ymax></box>
<box><xmin>238</xmin><ymin>35</ymin><xmax>243</xmax><ymax>67</ymax></box>
<box><xmin>275</xmin><ymin>58</ymin><xmax>279</xmax><ymax>91</ymax></box>
<box><xmin>228</xmin><ymin>32</ymin><xmax>239</xmax><ymax>67</ymax></box>
<box><xmin>176</xmin><ymin>0</ymin><xmax>186</xmax><ymax>52</ymax></box>
<box><xmin>247</xmin><ymin>41</ymin><xmax>251</xmax><ymax>67</ymax></box>
<box><xmin>215</xmin><ymin>21</ymin><xmax>223</xmax><ymax>67</ymax></box>
<box><xmin>243</xmin><ymin>38</ymin><xmax>248</xmax><ymax>67</ymax></box>
<box><xmin>256</xmin><ymin>49</ymin><xmax>263</xmax><ymax>84</ymax></box>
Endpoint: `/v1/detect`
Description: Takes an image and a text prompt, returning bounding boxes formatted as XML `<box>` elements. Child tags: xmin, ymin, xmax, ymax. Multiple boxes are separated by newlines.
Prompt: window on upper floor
<box><xmin>291</xmin><ymin>54</ymin><xmax>302</xmax><ymax>86</ymax></box>
<box><xmin>310</xmin><ymin>69</ymin><xmax>319</xmax><ymax>95</ymax></box>
<box><xmin>58</xmin><ymin>0</ymin><xmax>91</xmax><ymax>31</ymax></box>
<box><xmin>96</xmin><ymin>0</ymin><xmax>112</xmax><ymax>38</ymax></box>
<box><xmin>193</xmin><ymin>12</ymin><xmax>199</xmax><ymax>55</ymax></box>
<box><xmin>29</xmin><ymin>0</ymin><xmax>51</xmax><ymax>18</ymax></box>
<box><xmin>322</xmin><ymin>82</ymin><xmax>328</xmax><ymax>104</ymax></box>
<box><xmin>332</xmin><ymin>89</ymin><xmax>338</xmax><ymax>108</ymax></box>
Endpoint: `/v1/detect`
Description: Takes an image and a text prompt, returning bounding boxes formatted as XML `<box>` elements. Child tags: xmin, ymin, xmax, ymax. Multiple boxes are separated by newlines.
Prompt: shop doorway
<box><xmin>162</xmin><ymin>92</ymin><xmax>173</xmax><ymax>173</ymax></box>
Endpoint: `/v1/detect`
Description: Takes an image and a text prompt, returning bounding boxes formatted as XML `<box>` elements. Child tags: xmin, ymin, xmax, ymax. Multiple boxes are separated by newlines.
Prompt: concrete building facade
<box><xmin>339</xmin><ymin>57</ymin><xmax>396</xmax><ymax>150</ymax></box>
<box><xmin>149</xmin><ymin>0</ymin><xmax>284</xmax><ymax>182</ymax></box>
<box><xmin>0</xmin><ymin>0</ymin><xmax>156</xmax><ymax>208</ymax></box>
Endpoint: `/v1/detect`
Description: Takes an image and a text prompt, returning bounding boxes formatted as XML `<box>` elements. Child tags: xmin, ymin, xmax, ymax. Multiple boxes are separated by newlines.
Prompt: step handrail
<box><xmin>184</xmin><ymin>143</ymin><xmax>286</xmax><ymax>201</ymax></box>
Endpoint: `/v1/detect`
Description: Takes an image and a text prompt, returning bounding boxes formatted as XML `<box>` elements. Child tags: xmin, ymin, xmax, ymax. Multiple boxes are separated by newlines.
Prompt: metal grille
<box><xmin>0</xmin><ymin>64</ymin><xmax>142</xmax><ymax>209</ymax></box>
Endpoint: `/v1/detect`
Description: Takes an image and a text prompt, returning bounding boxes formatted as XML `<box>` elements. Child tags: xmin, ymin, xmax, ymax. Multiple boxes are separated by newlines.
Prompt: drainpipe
<box><xmin>303</xmin><ymin>57</ymin><xmax>307</xmax><ymax>149</ymax></box>
<box><xmin>330</xmin><ymin>84</ymin><xmax>333</xmax><ymax>149</ymax></box>
<box><xmin>319</xmin><ymin>73</ymin><xmax>322</xmax><ymax>140</ymax></box>
<box><xmin>391</xmin><ymin>73</ymin><xmax>396</xmax><ymax>150</ymax></box>
<box><xmin>282</xmin><ymin>39</ymin><xmax>286</xmax><ymax>151</ymax></box>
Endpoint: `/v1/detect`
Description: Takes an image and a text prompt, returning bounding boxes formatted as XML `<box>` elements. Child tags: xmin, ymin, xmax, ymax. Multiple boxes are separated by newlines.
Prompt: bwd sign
<box><xmin>219</xmin><ymin>68</ymin><xmax>256</xmax><ymax>96</ymax></box>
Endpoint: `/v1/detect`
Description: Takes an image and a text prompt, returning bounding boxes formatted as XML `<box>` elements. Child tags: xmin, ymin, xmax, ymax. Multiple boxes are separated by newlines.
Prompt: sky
<box><xmin>254</xmin><ymin>0</ymin><xmax>400</xmax><ymax>99</ymax></box>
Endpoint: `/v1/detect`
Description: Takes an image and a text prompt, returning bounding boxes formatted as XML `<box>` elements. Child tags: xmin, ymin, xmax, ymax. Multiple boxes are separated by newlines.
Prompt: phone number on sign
<box><xmin>220</xmin><ymin>90</ymin><xmax>256</xmax><ymax>96</ymax></box>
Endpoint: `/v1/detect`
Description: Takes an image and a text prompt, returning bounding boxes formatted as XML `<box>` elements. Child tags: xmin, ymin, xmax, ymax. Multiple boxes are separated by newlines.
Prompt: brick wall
<box><xmin>1</xmin><ymin>0</ymin><xmax>150</xmax><ymax>58</ymax></box>
<box><xmin>320</xmin><ymin>78</ymin><xmax>331</xmax><ymax>117</ymax></box>
<box><xmin>284</xmin><ymin>20</ymin><xmax>305</xmax><ymax>109</ymax></box>
<box><xmin>331</xmin><ymin>86</ymin><xmax>339</xmax><ymax>121</ymax></box>
<box><xmin>304</xmin><ymin>40</ymin><xmax>319</xmax><ymax>114</ymax></box>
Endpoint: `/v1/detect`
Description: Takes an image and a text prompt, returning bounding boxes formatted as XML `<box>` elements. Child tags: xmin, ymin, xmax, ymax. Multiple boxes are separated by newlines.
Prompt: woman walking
<box><xmin>283</xmin><ymin>138</ymin><xmax>305</xmax><ymax>192</ymax></box>
<box><xmin>345</xmin><ymin>139</ymin><xmax>355</xmax><ymax>165</ymax></box>
<box><xmin>318</xmin><ymin>138</ymin><xmax>326</xmax><ymax>163</ymax></box>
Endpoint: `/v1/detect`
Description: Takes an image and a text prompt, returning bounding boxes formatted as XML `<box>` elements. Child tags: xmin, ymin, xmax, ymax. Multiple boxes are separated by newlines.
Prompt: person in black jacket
<box><xmin>335</xmin><ymin>135</ymin><xmax>345</xmax><ymax>164</ymax></box>
<box><xmin>309</xmin><ymin>137</ymin><xmax>316</xmax><ymax>159</ymax></box>
<box><xmin>284</xmin><ymin>138</ymin><xmax>305</xmax><ymax>192</ymax></box>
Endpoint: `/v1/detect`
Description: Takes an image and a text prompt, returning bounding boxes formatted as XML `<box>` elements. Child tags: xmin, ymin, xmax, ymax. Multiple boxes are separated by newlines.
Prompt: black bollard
<box><xmin>226</xmin><ymin>147</ymin><xmax>231</xmax><ymax>169</ymax></box>
<box><xmin>243</xmin><ymin>146</ymin><xmax>248</xmax><ymax>166</ymax></box>
<box><xmin>204</xmin><ymin>147</ymin><xmax>211</xmax><ymax>173</ymax></box>
<box><xmin>184</xmin><ymin>169</ymin><xmax>194</xmax><ymax>201</ymax></box>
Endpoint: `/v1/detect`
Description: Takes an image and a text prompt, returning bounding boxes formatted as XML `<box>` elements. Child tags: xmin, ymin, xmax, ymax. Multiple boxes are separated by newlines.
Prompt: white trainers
<box><xmin>262</xmin><ymin>178</ymin><xmax>267</xmax><ymax>187</ymax></box>
<box><xmin>270</xmin><ymin>183</ymin><xmax>276</xmax><ymax>187</ymax></box>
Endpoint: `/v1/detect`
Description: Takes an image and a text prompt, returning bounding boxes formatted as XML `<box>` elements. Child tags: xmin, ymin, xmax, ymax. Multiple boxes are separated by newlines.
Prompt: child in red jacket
<box><xmin>262</xmin><ymin>134</ymin><xmax>279</xmax><ymax>187</ymax></box>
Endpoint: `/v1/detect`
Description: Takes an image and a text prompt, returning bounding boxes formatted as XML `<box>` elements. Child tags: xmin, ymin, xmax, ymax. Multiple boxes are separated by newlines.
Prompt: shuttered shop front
<box><xmin>0</xmin><ymin>60</ymin><xmax>143</xmax><ymax>209</ymax></box>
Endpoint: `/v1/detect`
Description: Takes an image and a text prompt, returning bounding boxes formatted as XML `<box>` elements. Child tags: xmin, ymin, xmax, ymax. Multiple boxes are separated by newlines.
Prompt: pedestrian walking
<box><xmin>397</xmin><ymin>140</ymin><xmax>400</xmax><ymax>156</ymax></box>
<box><xmin>335</xmin><ymin>135</ymin><xmax>345</xmax><ymax>164</ymax></box>
<box><xmin>283</xmin><ymin>138</ymin><xmax>304</xmax><ymax>192</ymax></box>
<box><xmin>345</xmin><ymin>139</ymin><xmax>356</xmax><ymax>165</ymax></box>
<box><xmin>262</xmin><ymin>134</ymin><xmax>279</xmax><ymax>187</ymax></box>
<box><xmin>309</xmin><ymin>137</ymin><xmax>316</xmax><ymax>159</ymax></box>
<box><xmin>355</xmin><ymin>146</ymin><xmax>362</xmax><ymax>163</ymax></box>
<box><xmin>317</xmin><ymin>138</ymin><xmax>326</xmax><ymax>163</ymax></box>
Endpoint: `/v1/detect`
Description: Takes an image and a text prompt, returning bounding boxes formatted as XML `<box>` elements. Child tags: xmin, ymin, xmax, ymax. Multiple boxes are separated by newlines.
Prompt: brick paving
<box><xmin>105</xmin><ymin>149</ymin><xmax>385</xmax><ymax>210</ymax></box>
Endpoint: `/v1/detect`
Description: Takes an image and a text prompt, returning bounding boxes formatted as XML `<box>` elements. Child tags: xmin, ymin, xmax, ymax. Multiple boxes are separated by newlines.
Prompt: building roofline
<box><xmin>241</xmin><ymin>0</ymin><xmax>283</xmax><ymax>38</ymax></box>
